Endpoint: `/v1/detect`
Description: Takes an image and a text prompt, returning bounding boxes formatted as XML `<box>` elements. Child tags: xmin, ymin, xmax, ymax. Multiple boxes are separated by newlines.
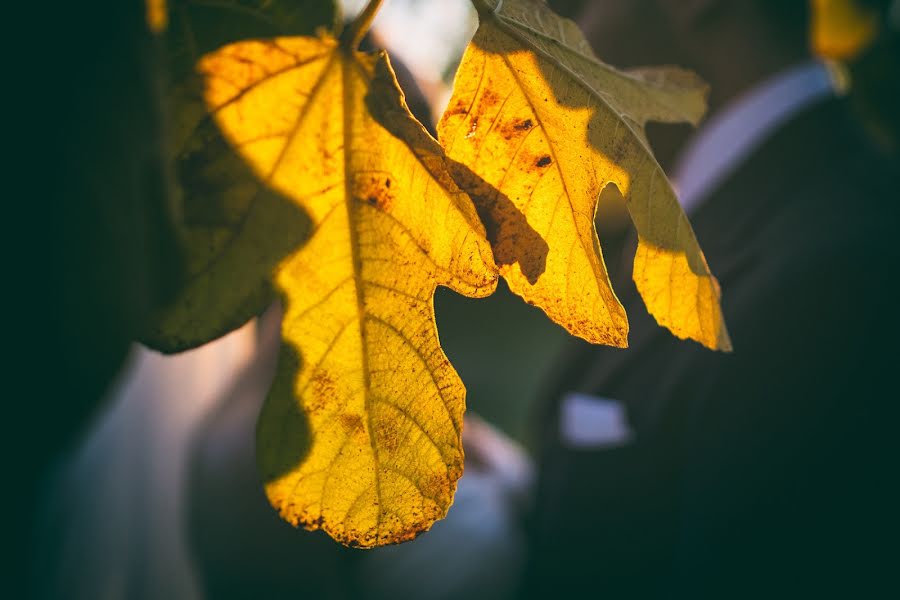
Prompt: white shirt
<box><xmin>673</xmin><ymin>61</ymin><xmax>841</xmax><ymax>214</ymax></box>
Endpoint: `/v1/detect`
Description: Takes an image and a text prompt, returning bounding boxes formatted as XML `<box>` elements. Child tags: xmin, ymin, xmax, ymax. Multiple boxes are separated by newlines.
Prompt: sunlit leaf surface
<box><xmin>192</xmin><ymin>35</ymin><xmax>497</xmax><ymax>547</ymax></box>
<box><xmin>440</xmin><ymin>0</ymin><xmax>730</xmax><ymax>350</ymax></box>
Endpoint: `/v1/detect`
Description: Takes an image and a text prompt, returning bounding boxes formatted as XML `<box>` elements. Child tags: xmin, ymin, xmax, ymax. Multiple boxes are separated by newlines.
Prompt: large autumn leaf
<box><xmin>182</xmin><ymin>33</ymin><xmax>496</xmax><ymax>547</ymax></box>
<box><xmin>440</xmin><ymin>0</ymin><xmax>731</xmax><ymax>350</ymax></box>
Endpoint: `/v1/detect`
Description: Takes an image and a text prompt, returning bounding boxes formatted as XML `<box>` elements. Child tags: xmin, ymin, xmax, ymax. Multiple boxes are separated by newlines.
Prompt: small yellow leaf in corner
<box><xmin>194</xmin><ymin>36</ymin><xmax>497</xmax><ymax>547</ymax></box>
<box><xmin>811</xmin><ymin>0</ymin><xmax>881</xmax><ymax>60</ymax></box>
<box><xmin>146</xmin><ymin>0</ymin><xmax>167</xmax><ymax>34</ymax></box>
<box><xmin>441</xmin><ymin>0</ymin><xmax>731</xmax><ymax>351</ymax></box>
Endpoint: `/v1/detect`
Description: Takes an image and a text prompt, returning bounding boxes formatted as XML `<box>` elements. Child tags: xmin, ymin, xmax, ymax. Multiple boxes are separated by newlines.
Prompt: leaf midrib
<box><xmin>497</xmin><ymin>41</ymin><xmax>625</xmax><ymax>332</ymax></box>
<box><xmin>340</xmin><ymin>50</ymin><xmax>385</xmax><ymax>545</ymax></box>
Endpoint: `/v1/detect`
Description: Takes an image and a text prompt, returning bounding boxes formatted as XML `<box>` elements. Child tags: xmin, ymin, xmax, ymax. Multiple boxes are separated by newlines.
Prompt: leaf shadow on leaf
<box><xmin>141</xmin><ymin>112</ymin><xmax>315</xmax><ymax>353</ymax></box>
<box><xmin>446</xmin><ymin>158</ymin><xmax>549</xmax><ymax>284</ymax></box>
<box><xmin>469</xmin><ymin>27</ymin><xmax>712</xmax><ymax>279</ymax></box>
<box><xmin>364</xmin><ymin>62</ymin><xmax>549</xmax><ymax>284</ymax></box>
<box><xmin>173</xmin><ymin>112</ymin><xmax>317</xmax><ymax>479</ymax></box>
<box><xmin>154</xmin><ymin>0</ymin><xmax>334</xmax><ymax>529</ymax></box>
<box><xmin>257</xmin><ymin>341</ymin><xmax>313</xmax><ymax>483</ymax></box>
<box><xmin>140</xmin><ymin>0</ymin><xmax>339</xmax><ymax>354</ymax></box>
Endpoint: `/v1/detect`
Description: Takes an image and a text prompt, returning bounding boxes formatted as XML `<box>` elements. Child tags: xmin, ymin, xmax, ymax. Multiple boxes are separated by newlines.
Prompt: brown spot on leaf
<box><xmin>499</xmin><ymin>118</ymin><xmax>536</xmax><ymax>140</ymax></box>
<box><xmin>303</xmin><ymin>370</ymin><xmax>337</xmax><ymax>416</ymax></box>
<box><xmin>479</xmin><ymin>88</ymin><xmax>500</xmax><ymax>109</ymax></box>
<box><xmin>421</xmin><ymin>473</ymin><xmax>450</xmax><ymax>504</ymax></box>
<box><xmin>536</xmin><ymin>155</ymin><xmax>552</xmax><ymax>167</ymax></box>
<box><xmin>514</xmin><ymin>119</ymin><xmax>533</xmax><ymax>131</ymax></box>
<box><xmin>310</xmin><ymin>370</ymin><xmax>335</xmax><ymax>398</ymax></box>
<box><xmin>444</xmin><ymin>99</ymin><xmax>470</xmax><ymax>118</ymax></box>
<box><xmin>375</xmin><ymin>417</ymin><xmax>401</xmax><ymax>453</ymax></box>
<box><xmin>339</xmin><ymin>413</ymin><xmax>363</xmax><ymax>434</ymax></box>
<box><xmin>354</xmin><ymin>174</ymin><xmax>395</xmax><ymax>211</ymax></box>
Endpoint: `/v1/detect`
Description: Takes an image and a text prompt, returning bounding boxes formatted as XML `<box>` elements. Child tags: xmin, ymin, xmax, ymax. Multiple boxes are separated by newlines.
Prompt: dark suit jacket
<box><xmin>525</xmin><ymin>98</ymin><xmax>899</xmax><ymax>598</ymax></box>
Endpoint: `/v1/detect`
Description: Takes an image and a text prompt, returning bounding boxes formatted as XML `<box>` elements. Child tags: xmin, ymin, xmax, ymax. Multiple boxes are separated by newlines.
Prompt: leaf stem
<box><xmin>470</xmin><ymin>0</ymin><xmax>499</xmax><ymax>17</ymax></box>
<box><xmin>339</xmin><ymin>0</ymin><xmax>384</xmax><ymax>50</ymax></box>
<box><xmin>333</xmin><ymin>2</ymin><xmax>345</xmax><ymax>38</ymax></box>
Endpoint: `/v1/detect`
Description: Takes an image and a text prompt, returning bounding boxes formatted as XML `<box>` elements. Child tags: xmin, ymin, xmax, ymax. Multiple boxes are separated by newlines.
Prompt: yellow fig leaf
<box><xmin>145</xmin><ymin>0</ymin><xmax>167</xmax><ymax>33</ymax></box>
<box><xmin>439</xmin><ymin>0</ymin><xmax>731</xmax><ymax>350</ymax></box>
<box><xmin>811</xmin><ymin>0</ymin><xmax>881</xmax><ymax>60</ymax></box>
<box><xmin>190</xmin><ymin>36</ymin><xmax>497</xmax><ymax>547</ymax></box>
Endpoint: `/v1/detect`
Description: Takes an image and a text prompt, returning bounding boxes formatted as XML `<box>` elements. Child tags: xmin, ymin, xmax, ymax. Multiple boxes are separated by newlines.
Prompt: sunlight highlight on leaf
<box><xmin>194</xmin><ymin>36</ymin><xmax>497</xmax><ymax>547</ymax></box>
<box><xmin>440</xmin><ymin>0</ymin><xmax>731</xmax><ymax>351</ymax></box>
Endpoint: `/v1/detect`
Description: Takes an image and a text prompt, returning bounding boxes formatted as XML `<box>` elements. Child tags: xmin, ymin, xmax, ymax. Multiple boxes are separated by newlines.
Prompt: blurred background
<box><xmin>24</xmin><ymin>0</ymin><xmax>899</xmax><ymax>598</ymax></box>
